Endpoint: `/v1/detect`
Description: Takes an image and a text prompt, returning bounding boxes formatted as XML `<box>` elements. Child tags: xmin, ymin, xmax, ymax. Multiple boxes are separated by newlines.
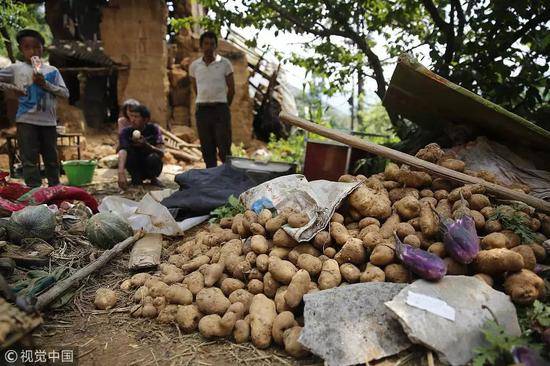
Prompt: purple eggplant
<box><xmin>511</xmin><ymin>346</ymin><xmax>547</xmax><ymax>366</ymax></box>
<box><xmin>394</xmin><ymin>233</ymin><xmax>447</xmax><ymax>281</ymax></box>
<box><xmin>432</xmin><ymin>205</ymin><xmax>480</xmax><ymax>264</ymax></box>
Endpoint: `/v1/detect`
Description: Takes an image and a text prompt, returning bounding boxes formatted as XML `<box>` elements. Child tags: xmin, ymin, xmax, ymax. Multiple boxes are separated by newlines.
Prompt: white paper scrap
<box><xmin>405</xmin><ymin>291</ymin><xmax>456</xmax><ymax>321</ymax></box>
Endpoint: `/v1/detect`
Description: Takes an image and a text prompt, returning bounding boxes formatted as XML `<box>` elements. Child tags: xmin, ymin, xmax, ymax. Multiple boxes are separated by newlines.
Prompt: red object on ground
<box><xmin>0</xmin><ymin>172</ymin><xmax>98</xmax><ymax>214</ymax></box>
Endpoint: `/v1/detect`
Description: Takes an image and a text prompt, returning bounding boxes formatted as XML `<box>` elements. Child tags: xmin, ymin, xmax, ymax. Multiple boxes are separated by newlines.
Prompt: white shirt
<box><xmin>189</xmin><ymin>55</ymin><xmax>233</xmax><ymax>104</ymax></box>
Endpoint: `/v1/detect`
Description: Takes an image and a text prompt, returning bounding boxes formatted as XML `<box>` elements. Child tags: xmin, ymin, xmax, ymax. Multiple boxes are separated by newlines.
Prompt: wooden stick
<box><xmin>35</xmin><ymin>232</ymin><xmax>143</xmax><ymax>311</ymax></box>
<box><xmin>280</xmin><ymin>111</ymin><xmax>550</xmax><ymax>213</ymax></box>
<box><xmin>159</xmin><ymin>126</ymin><xmax>200</xmax><ymax>148</ymax></box>
<box><xmin>166</xmin><ymin>147</ymin><xmax>201</xmax><ymax>162</ymax></box>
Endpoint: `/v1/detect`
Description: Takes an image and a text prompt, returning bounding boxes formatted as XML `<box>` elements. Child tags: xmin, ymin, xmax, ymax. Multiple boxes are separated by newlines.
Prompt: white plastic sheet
<box><xmin>240</xmin><ymin>174</ymin><xmax>362</xmax><ymax>242</ymax></box>
<box><xmin>98</xmin><ymin>189</ymin><xmax>208</xmax><ymax>236</ymax></box>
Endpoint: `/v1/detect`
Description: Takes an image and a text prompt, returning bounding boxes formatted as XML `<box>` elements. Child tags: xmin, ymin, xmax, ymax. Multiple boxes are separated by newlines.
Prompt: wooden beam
<box><xmin>280</xmin><ymin>111</ymin><xmax>550</xmax><ymax>213</ymax></box>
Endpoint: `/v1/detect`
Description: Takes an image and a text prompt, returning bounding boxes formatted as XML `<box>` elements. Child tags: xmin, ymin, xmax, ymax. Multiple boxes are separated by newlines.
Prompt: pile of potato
<box><xmin>109</xmin><ymin>143</ymin><xmax>547</xmax><ymax>358</ymax></box>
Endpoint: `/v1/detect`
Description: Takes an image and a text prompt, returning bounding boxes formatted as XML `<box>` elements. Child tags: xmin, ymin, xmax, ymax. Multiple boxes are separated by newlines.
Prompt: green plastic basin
<box><xmin>62</xmin><ymin>160</ymin><xmax>97</xmax><ymax>186</ymax></box>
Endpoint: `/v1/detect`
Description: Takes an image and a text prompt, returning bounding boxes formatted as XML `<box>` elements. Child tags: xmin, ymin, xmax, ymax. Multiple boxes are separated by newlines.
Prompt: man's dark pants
<box><xmin>125</xmin><ymin>148</ymin><xmax>163</xmax><ymax>184</ymax></box>
<box><xmin>195</xmin><ymin>103</ymin><xmax>232</xmax><ymax>168</ymax></box>
<box><xmin>16</xmin><ymin>122</ymin><xmax>60</xmax><ymax>187</ymax></box>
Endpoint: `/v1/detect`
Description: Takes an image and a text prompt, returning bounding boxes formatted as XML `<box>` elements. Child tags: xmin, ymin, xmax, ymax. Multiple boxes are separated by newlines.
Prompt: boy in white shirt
<box><xmin>0</xmin><ymin>29</ymin><xmax>69</xmax><ymax>187</ymax></box>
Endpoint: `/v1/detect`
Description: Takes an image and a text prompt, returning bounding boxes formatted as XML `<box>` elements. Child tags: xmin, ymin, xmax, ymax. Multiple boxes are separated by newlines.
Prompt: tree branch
<box><xmin>420</xmin><ymin>0</ymin><xmax>455</xmax><ymax>75</ymax></box>
<box><xmin>0</xmin><ymin>27</ymin><xmax>15</xmax><ymax>63</ymax></box>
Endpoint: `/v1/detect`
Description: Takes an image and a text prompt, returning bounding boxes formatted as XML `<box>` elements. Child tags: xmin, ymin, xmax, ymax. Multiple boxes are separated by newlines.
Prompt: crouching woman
<box><xmin>117</xmin><ymin>105</ymin><xmax>164</xmax><ymax>189</ymax></box>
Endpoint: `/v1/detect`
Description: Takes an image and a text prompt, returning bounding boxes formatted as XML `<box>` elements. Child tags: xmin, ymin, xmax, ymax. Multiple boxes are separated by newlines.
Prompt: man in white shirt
<box><xmin>189</xmin><ymin>31</ymin><xmax>235</xmax><ymax>168</ymax></box>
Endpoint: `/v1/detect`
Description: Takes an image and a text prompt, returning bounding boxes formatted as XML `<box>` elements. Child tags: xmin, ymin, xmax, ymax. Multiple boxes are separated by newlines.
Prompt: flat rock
<box><xmin>385</xmin><ymin>275</ymin><xmax>521</xmax><ymax>366</ymax></box>
<box><xmin>300</xmin><ymin>283</ymin><xmax>410</xmax><ymax>366</ymax></box>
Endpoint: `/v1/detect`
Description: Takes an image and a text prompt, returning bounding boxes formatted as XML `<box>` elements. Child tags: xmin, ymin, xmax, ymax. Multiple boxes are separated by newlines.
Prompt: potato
<box><xmin>370</xmin><ymin>244</ymin><xmax>395</xmax><ymax>266</ymax></box>
<box><xmin>287</xmin><ymin>244</ymin><xmax>320</xmax><ymax>264</ymax></box>
<box><xmin>427</xmin><ymin>242</ymin><xmax>446</xmax><ymax>258</ymax></box>
<box><xmin>256</xmin><ymin>254</ymin><xmax>270</xmax><ymax>272</ymax></box>
<box><xmin>481</xmin><ymin>232</ymin><xmax>509</xmax><ymax>250</ymax></box>
<box><xmin>480</xmin><ymin>206</ymin><xmax>496</xmax><ymax>219</ymax></box>
<box><xmin>415</xmin><ymin>143</ymin><xmax>444</xmax><ymax>163</ymax></box>
<box><xmin>419</xmin><ymin>201</ymin><xmax>439</xmax><ymax>238</ymax></box>
<box><xmin>379</xmin><ymin>213</ymin><xmax>401</xmax><ymax>239</ymax></box>
<box><xmin>395</xmin><ymin>223</ymin><xmax>415</xmax><ymax>240</ymax></box>
<box><xmin>133</xmin><ymin>286</ymin><xmax>149</xmax><ymax>303</ymax></box>
<box><xmin>288</xmin><ymin>212</ymin><xmax>309</xmax><ymax>228</ymax></box>
<box><xmin>394</xmin><ymin>196</ymin><xmax>421</xmax><ymax>220</ymax></box>
<box><xmin>433</xmin><ymin>190</ymin><xmax>448</xmax><ymax>201</ymax></box>
<box><xmin>273</xmin><ymin>229</ymin><xmax>298</xmax><ymax>248</ymax></box>
<box><xmin>297</xmin><ymin>254</ymin><xmax>322</xmax><ymax>276</ymax></box>
<box><xmin>183</xmin><ymin>271</ymin><xmax>205</xmax><ymax>296</ymax></box>
<box><xmin>439</xmin><ymin>158</ymin><xmax>465</xmax><ymax>172</ymax></box>
<box><xmin>504</xmin><ymin>269</ymin><xmax>544</xmax><ymax>305</ymax></box>
<box><xmin>340</xmin><ymin>263</ymin><xmax>361</xmax><ymax>283</ymax></box>
<box><xmin>221</xmin><ymin>278</ymin><xmax>245</xmax><ymax>296</ymax></box>
<box><xmin>272</xmin><ymin>311</ymin><xmax>297</xmax><ymax>345</ymax></box>
<box><xmin>258</xmin><ymin>209</ymin><xmax>273</xmax><ymax>226</ymax></box>
<box><xmin>436</xmin><ymin>199</ymin><xmax>452</xmax><ymax>218</ymax></box>
<box><xmin>202</xmin><ymin>262</ymin><xmax>225</xmax><ymax>287</ymax></box>
<box><xmin>269</xmin><ymin>246</ymin><xmax>291</xmax><ymax>259</ymax></box>
<box><xmin>268</xmin><ymin>257</ymin><xmax>297</xmax><ymax>284</ymax></box>
<box><xmin>249</xmin><ymin>294</ymin><xmax>277</xmax><ymax>348</ymax></box>
<box><xmin>397</xmin><ymin>169</ymin><xmax>432</xmax><ymax>188</ymax></box>
<box><xmin>334</xmin><ymin>238</ymin><xmax>365</xmax><ymax>265</ymax></box>
<box><xmin>473</xmin><ymin>248</ymin><xmax>524</xmax><ymax>275</ymax></box>
<box><xmin>229</xmin><ymin>289</ymin><xmax>254</xmax><ymax>313</ymax></box>
<box><xmin>263</xmin><ymin>272</ymin><xmax>281</xmax><ymax>298</ymax></box>
<box><xmin>511</xmin><ymin>245</ymin><xmax>536</xmax><ymax>270</ymax></box>
<box><xmin>165</xmin><ymin>285</ymin><xmax>193</xmax><ymax>305</ymax></box>
<box><xmin>245</xmin><ymin>252</ymin><xmax>257</xmax><ymax>266</ymax></box>
<box><xmin>323</xmin><ymin>247</ymin><xmax>336</xmax><ymax>258</ymax></box>
<box><xmin>248</xmin><ymin>268</ymin><xmax>264</xmax><ymax>282</ymax></box>
<box><xmin>330</xmin><ymin>222</ymin><xmax>351</xmax><ymax>246</ymax></box>
<box><xmin>234</xmin><ymin>319</ymin><xmax>250</xmax><ymax>343</ymax></box>
<box><xmin>330</xmin><ymin>212</ymin><xmax>345</xmax><ymax>224</ymax></box>
<box><xmin>181</xmin><ymin>255</ymin><xmax>210</xmax><ymax>273</ymax></box>
<box><xmin>468</xmin><ymin>210</ymin><xmax>485</xmax><ymax>231</ymax></box>
<box><xmin>318</xmin><ymin>259</ymin><xmax>342</xmax><ymax>290</ymax></box>
<box><xmin>484</xmin><ymin>220</ymin><xmax>503</xmax><ymax>233</ymax></box>
<box><xmin>283</xmin><ymin>326</ymin><xmax>309</xmax><ymax>358</ymax></box>
<box><xmin>389</xmin><ymin>188</ymin><xmax>419</xmax><ymax>203</ymax></box>
<box><xmin>284</xmin><ymin>270</ymin><xmax>311</xmax><ymax>308</ymax></box>
<box><xmin>175</xmin><ymin>304</ymin><xmax>203</xmax><ymax>333</ymax></box>
<box><xmin>403</xmin><ymin>234</ymin><xmax>421</xmax><ymax>248</ymax></box>
<box><xmin>359</xmin><ymin>263</ymin><xmax>385</xmax><ymax>282</ymax></box>
<box><xmin>250</xmin><ymin>223</ymin><xmax>266</xmax><ymax>236</ymax></box>
<box><xmin>149</xmin><ymin>281</ymin><xmax>169</xmax><ymax>298</ymax></box>
<box><xmin>384</xmin><ymin>162</ymin><xmax>400</xmax><ymax>180</ymax></box>
<box><xmin>94</xmin><ymin>288</ymin><xmax>117</xmax><ymax>310</ymax></box>
<box><xmin>468</xmin><ymin>194</ymin><xmax>490</xmax><ymax>211</ymax></box>
<box><xmin>199</xmin><ymin>313</ymin><xmax>235</xmax><ymax>338</ymax></box>
<box><xmin>266</xmin><ymin>215</ymin><xmax>287</xmax><ymax>235</ymax></box>
<box><xmin>384</xmin><ymin>264</ymin><xmax>411</xmax><ymax>283</ymax></box>
<box><xmin>139</xmin><ymin>297</ymin><xmax>158</xmax><ymax>318</ymax></box>
<box><xmin>130</xmin><ymin>272</ymin><xmax>152</xmax><ymax>287</ymax></box>
<box><xmin>312</xmin><ymin>231</ymin><xmax>332</xmax><ymax>250</ymax></box>
<box><xmin>420</xmin><ymin>197</ymin><xmax>438</xmax><ymax>208</ymax></box>
<box><xmin>196</xmin><ymin>288</ymin><xmax>231</xmax><ymax>315</ymax></box>
<box><xmin>248</xmin><ymin>279</ymin><xmax>264</xmax><ymax>295</ymax></box>
<box><xmin>157</xmin><ymin>304</ymin><xmax>179</xmax><ymax>323</ymax></box>
<box><xmin>529</xmin><ymin>243</ymin><xmax>546</xmax><ymax>262</ymax></box>
<box><xmin>244</xmin><ymin>210</ymin><xmax>258</xmax><ymax>223</ymax></box>
<box><xmin>431</xmin><ymin>178</ymin><xmax>453</xmax><ymax>192</ymax></box>
<box><xmin>419</xmin><ymin>189</ymin><xmax>434</xmax><ymax>198</ymax></box>
<box><xmin>443</xmin><ymin>257</ymin><xmax>468</xmax><ymax>275</ymax></box>
<box><xmin>251</xmin><ymin>235</ymin><xmax>269</xmax><ymax>254</ymax></box>
<box><xmin>219</xmin><ymin>239</ymin><xmax>243</xmax><ymax>260</ymax></box>
<box><xmin>348</xmin><ymin>183</ymin><xmax>392</xmax><ymax>219</ymax></box>
<box><xmin>160</xmin><ymin>263</ymin><xmax>185</xmax><ymax>284</ymax></box>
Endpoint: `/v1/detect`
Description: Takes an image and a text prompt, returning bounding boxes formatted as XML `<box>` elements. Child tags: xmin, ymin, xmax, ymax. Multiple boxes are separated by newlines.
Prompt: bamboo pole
<box><xmin>166</xmin><ymin>147</ymin><xmax>201</xmax><ymax>162</ymax></box>
<box><xmin>280</xmin><ymin>111</ymin><xmax>550</xmax><ymax>213</ymax></box>
<box><xmin>35</xmin><ymin>232</ymin><xmax>143</xmax><ymax>311</ymax></box>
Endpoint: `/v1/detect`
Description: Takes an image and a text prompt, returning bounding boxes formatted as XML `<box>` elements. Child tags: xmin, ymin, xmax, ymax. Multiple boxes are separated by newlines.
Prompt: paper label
<box><xmin>406</xmin><ymin>291</ymin><xmax>456</xmax><ymax>321</ymax></box>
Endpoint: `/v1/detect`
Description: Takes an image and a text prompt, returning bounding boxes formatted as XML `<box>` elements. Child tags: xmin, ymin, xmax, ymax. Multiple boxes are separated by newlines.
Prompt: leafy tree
<box><xmin>0</xmin><ymin>1</ymin><xmax>51</xmax><ymax>62</ymax></box>
<box><xmin>181</xmin><ymin>0</ymin><xmax>549</xmax><ymax>134</ymax></box>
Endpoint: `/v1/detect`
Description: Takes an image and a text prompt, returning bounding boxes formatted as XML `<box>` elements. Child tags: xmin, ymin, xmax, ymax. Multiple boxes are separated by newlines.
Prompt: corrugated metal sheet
<box><xmin>383</xmin><ymin>54</ymin><xmax>550</xmax><ymax>151</ymax></box>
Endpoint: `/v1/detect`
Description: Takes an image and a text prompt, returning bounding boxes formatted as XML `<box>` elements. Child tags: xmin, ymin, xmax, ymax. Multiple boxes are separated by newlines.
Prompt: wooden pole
<box><xmin>35</xmin><ymin>232</ymin><xmax>143</xmax><ymax>311</ymax></box>
<box><xmin>280</xmin><ymin>111</ymin><xmax>550</xmax><ymax>213</ymax></box>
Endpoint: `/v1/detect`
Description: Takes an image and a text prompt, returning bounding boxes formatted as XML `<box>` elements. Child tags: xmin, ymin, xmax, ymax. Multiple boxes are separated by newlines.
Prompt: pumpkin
<box><xmin>86</xmin><ymin>212</ymin><xmax>133</xmax><ymax>249</ymax></box>
<box><xmin>3</xmin><ymin>205</ymin><xmax>56</xmax><ymax>243</ymax></box>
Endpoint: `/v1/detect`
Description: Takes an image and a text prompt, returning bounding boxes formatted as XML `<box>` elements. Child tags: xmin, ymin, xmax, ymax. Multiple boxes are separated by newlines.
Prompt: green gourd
<box><xmin>86</xmin><ymin>212</ymin><xmax>133</xmax><ymax>249</ymax></box>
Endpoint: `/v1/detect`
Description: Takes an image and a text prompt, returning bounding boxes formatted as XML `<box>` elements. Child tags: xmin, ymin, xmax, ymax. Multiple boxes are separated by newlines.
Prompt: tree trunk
<box><xmin>0</xmin><ymin>27</ymin><xmax>15</xmax><ymax>63</ymax></box>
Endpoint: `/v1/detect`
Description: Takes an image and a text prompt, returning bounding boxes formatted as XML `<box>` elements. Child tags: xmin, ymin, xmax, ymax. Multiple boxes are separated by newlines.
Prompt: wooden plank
<box><xmin>35</xmin><ymin>233</ymin><xmax>142</xmax><ymax>310</ymax></box>
<box><xmin>129</xmin><ymin>233</ymin><xmax>163</xmax><ymax>270</ymax></box>
<box><xmin>166</xmin><ymin>147</ymin><xmax>201</xmax><ymax>162</ymax></box>
<box><xmin>159</xmin><ymin>126</ymin><xmax>200</xmax><ymax>148</ymax></box>
<box><xmin>280</xmin><ymin>111</ymin><xmax>550</xmax><ymax>213</ymax></box>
